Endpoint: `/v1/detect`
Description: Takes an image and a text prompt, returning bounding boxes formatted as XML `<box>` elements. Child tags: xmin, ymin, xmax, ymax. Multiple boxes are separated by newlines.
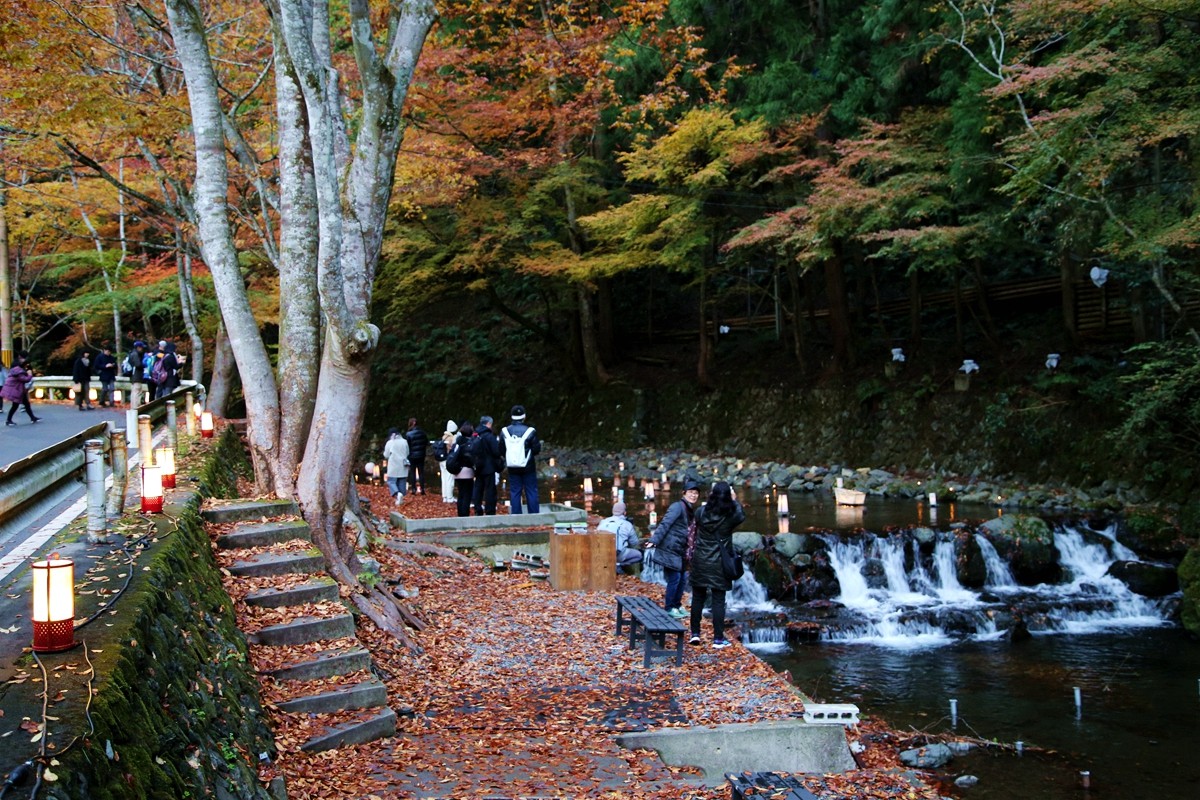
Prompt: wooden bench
<box><xmin>615</xmin><ymin>595</ymin><xmax>685</xmax><ymax>668</ymax></box>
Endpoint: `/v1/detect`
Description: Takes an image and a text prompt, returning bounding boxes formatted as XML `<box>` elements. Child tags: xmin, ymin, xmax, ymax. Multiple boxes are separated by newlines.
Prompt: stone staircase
<box><xmin>201</xmin><ymin>499</ymin><xmax>397</xmax><ymax>752</ymax></box>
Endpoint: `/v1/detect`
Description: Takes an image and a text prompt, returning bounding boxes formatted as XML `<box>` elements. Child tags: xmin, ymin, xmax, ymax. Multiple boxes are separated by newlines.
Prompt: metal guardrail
<box><xmin>0</xmin><ymin>380</ymin><xmax>204</xmax><ymax>527</ymax></box>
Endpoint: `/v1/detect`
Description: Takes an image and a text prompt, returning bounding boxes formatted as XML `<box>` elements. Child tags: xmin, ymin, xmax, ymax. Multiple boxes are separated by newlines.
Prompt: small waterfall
<box><xmin>823</xmin><ymin>537</ymin><xmax>877</xmax><ymax>610</ymax></box>
<box><xmin>909</xmin><ymin>539</ymin><xmax>936</xmax><ymax>594</ymax></box>
<box><xmin>875</xmin><ymin>536</ymin><xmax>912</xmax><ymax>594</ymax></box>
<box><xmin>974</xmin><ymin>534</ymin><xmax>1017</xmax><ymax>588</ymax></box>
<box><xmin>933</xmin><ymin>539</ymin><xmax>975</xmax><ymax>602</ymax></box>
<box><xmin>729</xmin><ymin>569</ymin><xmax>781</xmax><ymax>612</ymax></box>
<box><xmin>742</xmin><ymin>626</ymin><xmax>789</xmax><ymax>653</ymax></box>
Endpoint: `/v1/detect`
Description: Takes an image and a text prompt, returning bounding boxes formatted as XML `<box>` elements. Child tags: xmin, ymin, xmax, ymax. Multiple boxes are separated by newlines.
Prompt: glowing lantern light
<box><xmin>32</xmin><ymin>555</ymin><xmax>76</xmax><ymax>653</ymax></box>
<box><xmin>141</xmin><ymin>464</ymin><xmax>164</xmax><ymax>513</ymax></box>
<box><xmin>200</xmin><ymin>412</ymin><xmax>214</xmax><ymax>438</ymax></box>
<box><xmin>155</xmin><ymin>446</ymin><xmax>177</xmax><ymax>489</ymax></box>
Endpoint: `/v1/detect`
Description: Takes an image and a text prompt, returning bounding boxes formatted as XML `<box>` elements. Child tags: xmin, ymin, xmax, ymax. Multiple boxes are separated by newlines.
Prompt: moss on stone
<box><xmin>46</xmin><ymin>429</ymin><xmax>276</xmax><ymax>800</ymax></box>
<box><xmin>1179</xmin><ymin>545</ymin><xmax>1200</xmax><ymax>638</ymax></box>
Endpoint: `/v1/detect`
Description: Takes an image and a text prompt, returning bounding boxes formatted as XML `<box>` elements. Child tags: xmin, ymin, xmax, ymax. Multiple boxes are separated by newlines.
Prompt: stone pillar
<box><xmin>184</xmin><ymin>390</ymin><xmax>196</xmax><ymax>437</ymax></box>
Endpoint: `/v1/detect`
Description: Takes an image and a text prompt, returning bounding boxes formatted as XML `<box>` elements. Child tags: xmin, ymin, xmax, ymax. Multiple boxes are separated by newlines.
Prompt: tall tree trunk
<box><xmin>785</xmin><ymin>261</ymin><xmax>807</xmax><ymax>371</ymax></box>
<box><xmin>164</xmin><ymin>0</ymin><xmax>282</xmax><ymax>490</ymax></box>
<box><xmin>824</xmin><ymin>253</ymin><xmax>853</xmax><ymax>371</ymax></box>
<box><xmin>273</xmin><ymin>30</ymin><xmax>320</xmax><ymax>495</ymax></box>
<box><xmin>697</xmin><ymin>272</ymin><xmax>713</xmax><ymax>388</ymax></box>
<box><xmin>173</xmin><ymin>227</ymin><xmax>204</xmax><ymax>384</ymax></box>
<box><xmin>207</xmin><ymin>320</ymin><xmax>237</xmax><ymax>416</ymax></box>
<box><xmin>1060</xmin><ymin>251</ymin><xmax>1079</xmax><ymax>345</ymax></box>
<box><xmin>908</xmin><ymin>270</ymin><xmax>922</xmax><ymax>351</ymax></box>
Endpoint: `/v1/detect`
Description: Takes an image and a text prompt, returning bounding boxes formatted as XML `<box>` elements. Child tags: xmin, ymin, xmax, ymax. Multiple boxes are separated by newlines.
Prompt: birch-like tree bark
<box><xmin>164</xmin><ymin>0</ymin><xmax>437</xmax><ymax>637</ymax></box>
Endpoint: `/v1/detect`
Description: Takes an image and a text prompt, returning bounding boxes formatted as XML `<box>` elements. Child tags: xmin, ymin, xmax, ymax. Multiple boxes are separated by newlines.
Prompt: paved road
<box><xmin>0</xmin><ymin>400</ymin><xmax>152</xmax><ymax>686</ymax></box>
<box><xmin>0</xmin><ymin>400</ymin><xmax>130</xmax><ymax>468</ymax></box>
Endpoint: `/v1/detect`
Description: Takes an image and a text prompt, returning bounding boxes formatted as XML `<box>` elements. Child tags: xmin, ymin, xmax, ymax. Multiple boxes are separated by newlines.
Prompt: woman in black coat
<box><xmin>648</xmin><ymin>479</ymin><xmax>701</xmax><ymax>618</ymax></box>
<box><xmin>688</xmin><ymin>481</ymin><xmax>746</xmax><ymax>649</ymax></box>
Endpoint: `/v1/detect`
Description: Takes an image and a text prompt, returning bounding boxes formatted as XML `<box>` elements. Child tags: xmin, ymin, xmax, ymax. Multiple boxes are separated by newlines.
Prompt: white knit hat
<box><xmin>445</xmin><ymin>419</ymin><xmax>458</xmax><ymax>434</ymax></box>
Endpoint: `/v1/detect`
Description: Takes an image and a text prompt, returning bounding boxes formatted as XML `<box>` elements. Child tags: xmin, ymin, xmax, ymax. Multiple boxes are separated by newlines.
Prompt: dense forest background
<box><xmin>2</xmin><ymin>1</ymin><xmax>1199</xmax><ymax>501</ymax></box>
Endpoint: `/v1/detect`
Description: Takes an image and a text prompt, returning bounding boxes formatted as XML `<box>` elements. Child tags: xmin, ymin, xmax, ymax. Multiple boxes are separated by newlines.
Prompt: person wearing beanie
<box><xmin>500</xmin><ymin>403</ymin><xmax>541</xmax><ymax>513</ymax></box>
<box><xmin>382</xmin><ymin>427</ymin><xmax>410</xmax><ymax>503</ymax></box>
<box><xmin>647</xmin><ymin>478</ymin><xmax>702</xmax><ymax>617</ymax></box>
<box><xmin>438</xmin><ymin>419</ymin><xmax>459</xmax><ymax>503</ymax></box>
<box><xmin>598</xmin><ymin>501</ymin><xmax>643</xmax><ymax>573</ymax></box>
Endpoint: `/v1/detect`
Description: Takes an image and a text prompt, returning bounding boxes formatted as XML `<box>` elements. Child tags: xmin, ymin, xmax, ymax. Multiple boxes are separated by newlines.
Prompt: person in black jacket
<box><xmin>648</xmin><ymin>478</ymin><xmax>701</xmax><ymax>618</ymax></box>
<box><xmin>404</xmin><ymin>418</ymin><xmax>430</xmax><ymax>495</ymax></box>
<box><xmin>470</xmin><ymin>415</ymin><xmax>502</xmax><ymax>515</ymax></box>
<box><xmin>93</xmin><ymin>345</ymin><xmax>118</xmax><ymax>407</ymax></box>
<box><xmin>72</xmin><ymin>351</ymin><xmax>95</xmax><ymax>410</ymax></box>
<box><xmin>688</xmin><ymin>481</ymin><xmax>746</xmax><ymax>649</ymax></box>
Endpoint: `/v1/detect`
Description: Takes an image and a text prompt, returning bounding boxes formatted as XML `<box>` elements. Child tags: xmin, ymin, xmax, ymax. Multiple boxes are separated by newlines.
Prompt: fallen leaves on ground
<box><xmin>205</xmin><ymin>493</ymin><xmax>936</xmax><ymax>800</ymax></box>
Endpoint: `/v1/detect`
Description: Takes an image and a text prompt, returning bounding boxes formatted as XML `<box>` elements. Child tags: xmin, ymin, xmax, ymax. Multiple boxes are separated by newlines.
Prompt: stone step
<box><xmin>301</xmin><ymin>707</ymin><xmax>397</xmax><ymax>753</ymax></box>
<box><xmin>245</xmin><ymin>579</ymin><xmax>339</xmax><ymax>609</ymax></box>
<box><xmin>229</xmin><ymin>552</ymin><xmax>325</xmax><ymax>578</ymax></box>
<box><xmin>201</xmin><ymin>499</ymin><xmax>300</xmax><ymax>524</ymax></box>
<box><xmin>264</xmin><ymin>647</ymin><xmax>372</xmax><ymax>682</ymax></box>
<box><xmin>249</xmin><ymin>613</ymin><xmax>355</xmax><ymax>646</ymax></box>
<box><xmin>276</xmin><ymin>678</ymin><xmax>388</xmax><ymax>715</ymax></box>
<box><xmin>218</xmin><ymin>520</ymin><xmax>311</xmax><ymax>550</ymax></box>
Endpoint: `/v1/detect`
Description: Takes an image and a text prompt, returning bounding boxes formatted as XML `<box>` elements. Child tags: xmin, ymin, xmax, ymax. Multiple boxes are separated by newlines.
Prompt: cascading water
<box><xmin>639</xmin><ymin>547</ymin><xmax>779</xmax><ymax>613</ymax></box>
<box><xmin>809</xmin><ymin>526</ymin><xmax>1173</xmax><ymax>649</ymax></box>
<box><xmin>974</xmin><ymin>533</ymin><xmax>1017</xmax><ymax>588</ymax></box>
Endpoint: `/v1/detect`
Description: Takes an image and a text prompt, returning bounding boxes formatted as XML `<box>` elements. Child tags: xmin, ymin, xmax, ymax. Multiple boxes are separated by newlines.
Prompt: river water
<box><xmin>542</xmin><ymin>476</ymin><xmax>1200</xmax><ymax>800</ymax></box>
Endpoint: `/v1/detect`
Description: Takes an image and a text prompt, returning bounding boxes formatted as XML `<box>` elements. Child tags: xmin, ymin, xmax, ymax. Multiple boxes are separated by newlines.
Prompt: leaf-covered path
<box><xmin>222</xmin><ymin>491</ymin><xmax>940</xmax><ymax>799</ymax></box>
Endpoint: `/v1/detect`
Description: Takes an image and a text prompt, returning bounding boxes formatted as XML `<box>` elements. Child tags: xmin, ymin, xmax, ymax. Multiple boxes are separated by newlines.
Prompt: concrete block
<box><xmin>618</xmin><ymin>719</ymin><xmax>856</xmax><ymax>787</ymax></box>
<box><xmin>302</xmin><ymin>708</ymin><xmax>397</xmax><ymax>752</ymax></box>
<box><xmin>802</xmin><ymin>703</ymin><xmax>860</xmax><ymax>726</ymax></box>
<box><xmin>249</xmin><ymin>613</ymin><xmax>355</xmax><ymax>646</ymax></box>
<box><xmin>276</xmin><ymin>679</ymin><xmax>387</xmax><ymax>714</ymax></box>
<box><xmin>245</xmin><ymin>579</ymin><xmax>338</xmax><ymax>608</ymax></box>
<box><xmin>266</xmin><ymin>647</ymin><xmax>372</xmax><ymax>682</ymax></box>
<box><xmin>201</xmin><ymin>498</ymin><xmax>300</xmax><ymax>524</ymax></box>
<box><xmin>229</xmin><ymin>552</ymin><xmax>325</xmax><ymax>578</ymax></box>
<box><xmin>217</xmin><ymin>520</ymin><xmax>311</xmax><ymax>549</ymax></box>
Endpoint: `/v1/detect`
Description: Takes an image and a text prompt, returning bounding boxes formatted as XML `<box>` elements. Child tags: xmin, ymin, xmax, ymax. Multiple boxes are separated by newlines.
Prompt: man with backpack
<box><xmin>501</xmin><ymin>404</ymin><xmax>541</xmax><ymax>514</ymax></box>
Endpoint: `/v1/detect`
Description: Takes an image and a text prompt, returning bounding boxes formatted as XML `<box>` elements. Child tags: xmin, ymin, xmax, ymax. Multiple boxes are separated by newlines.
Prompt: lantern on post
<box><xmin>141</xmin><ymin>464</ymin><xmax>164</xmax><ymax>513</ymax></box>
<box><xmin>200</xmin><ymin>412</ymin><xmax>214</xmax><ymax>438</ymax></box>
<box><xmin>32</xmin><ymin>555</ymin><xmax>76</xmax><ymax>653</ymax></box>
<box><xmin>155</xmin><ymin>446</ymin><xmax>177</xmax><ymax>488</ymax></box>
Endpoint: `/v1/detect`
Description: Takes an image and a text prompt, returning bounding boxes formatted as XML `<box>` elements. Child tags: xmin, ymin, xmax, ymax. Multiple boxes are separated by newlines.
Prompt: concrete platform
<box><xmin>617</xmin><ymin>719</ymin><xmax>857</xmax><ymax>787</ymax></box>
<box><xmin>390</xmin><ymin>502</ymin><xmax>586</xmax><ymax>533</ymax></box>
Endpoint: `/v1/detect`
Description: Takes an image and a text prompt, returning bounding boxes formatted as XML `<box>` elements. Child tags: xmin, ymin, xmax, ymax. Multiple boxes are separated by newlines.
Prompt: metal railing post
<box><xmin>165</xmin><ymin>400</ymin><xmax>178</xmax><ymax>450</ymax></box>
<box><xmin>125</xmin><ymin>382</ymin><xmax>141</xmax><ymax>455</ymax></box>
<box><xmin>84</xmin><ymin>438</ymin><xmax>107</xmax><ymax>544</ymax></box>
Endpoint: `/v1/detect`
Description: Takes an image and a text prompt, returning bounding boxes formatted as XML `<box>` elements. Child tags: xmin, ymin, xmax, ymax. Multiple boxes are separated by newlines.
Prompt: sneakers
<box><xmin>689</xmin><ymin>635</ymin><xmax>701</xmax><ymax>646</ymax></box>
<box><xmin>4</xmin><ymin>422</ymin><xmax>14</xmax><ymax>427</ymax></box>
<box><xmin>668</xmin><ymin>608</ymin><xmax>688</xmax><ymax>618</ymax></box>
<box><xmin>711</xmin><ymin>638</ymin><xmax>732</xmax><ymax>649</ymax></box>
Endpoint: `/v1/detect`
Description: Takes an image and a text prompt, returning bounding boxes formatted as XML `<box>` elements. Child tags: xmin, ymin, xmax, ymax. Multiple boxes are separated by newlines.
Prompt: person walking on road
<box><xmin>3</xmin><ymin>353</ymin><xmax>41</xmax><ymax>425</ymax></box>
<box><xmin>94</xmin><ymin>345</ymin><xmax>118</xmax><ymax>407</ymax></box>
<box><xmin>72</xmin><ymin>350</ymin><xmax>95</xmax><ymax>411</ymax></box>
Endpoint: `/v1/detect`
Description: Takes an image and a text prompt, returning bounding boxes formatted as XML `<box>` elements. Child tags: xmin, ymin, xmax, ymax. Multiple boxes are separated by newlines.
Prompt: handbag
<box><xmin>72</xmin><ymin>382</ymin><xmax>82</xmax><ymax>393</ymax></box>
<box><xmin>721</xmin><ymin>540</ymin><xmax>744</xmax><ymax>581</ymax></box>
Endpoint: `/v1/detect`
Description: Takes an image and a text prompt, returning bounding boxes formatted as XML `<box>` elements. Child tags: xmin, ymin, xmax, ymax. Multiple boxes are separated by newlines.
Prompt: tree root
<box><xmin>384</xmin><ymin>539</ymin><xmax>471</xmax><ymax>562</ymax></box>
